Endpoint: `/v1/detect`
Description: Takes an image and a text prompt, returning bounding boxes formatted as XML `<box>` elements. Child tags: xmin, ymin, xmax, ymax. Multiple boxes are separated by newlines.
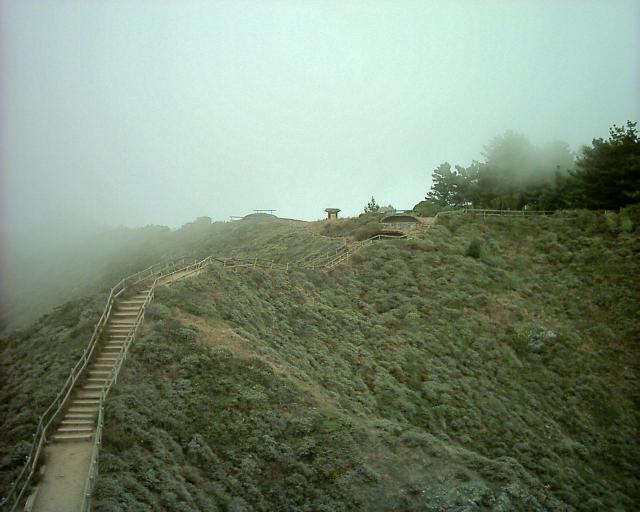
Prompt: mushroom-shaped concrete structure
<box><xmin>325</xmin><ymin>208</ymin><xmax>341</xmax><ymax>220</ymax></box>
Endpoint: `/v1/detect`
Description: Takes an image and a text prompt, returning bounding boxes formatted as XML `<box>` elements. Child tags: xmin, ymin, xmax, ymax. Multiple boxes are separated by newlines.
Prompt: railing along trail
<box><xmin>2</xmin><ymin>257</ymin><xmax>199</xmax><ymax>511</ymax></box>
<box><xmin>3</xmin><ymin>230</ymin><xmax>422</xmax><ymax>510</ymax></box>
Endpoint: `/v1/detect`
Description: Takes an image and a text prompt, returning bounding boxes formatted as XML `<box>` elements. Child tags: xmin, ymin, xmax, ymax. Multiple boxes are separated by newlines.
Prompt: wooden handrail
<box><xmin>80</xmin><ymin>280</ymin><xmax>157</xmax><ymax>511</ymax></box>
<box><xmin>2</xmin><ymin>257</ymin><xmax>191</xmax><ymax>511</ymax></box>
<box><xmin>3</xmin><ymin>241</ymin><xmax>411</xmax><ymax>510</ymax></box>
<box><xmin>434</xmin><ymin>208</ymin><xmax>556</xmax><ymax>217</ymax></box>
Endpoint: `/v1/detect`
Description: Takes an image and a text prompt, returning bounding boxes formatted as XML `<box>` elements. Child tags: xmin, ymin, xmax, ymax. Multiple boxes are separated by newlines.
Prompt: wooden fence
<box><xmin>4</xmin><ymin>235</ymin><xmax>412</xmax><ymax>510</ymax></box>
<box><xmin>2</xmin><ymin>257</ymin><xmax>197</xmax><ymax>512</ymax></box>
<box><xmin>435</xmin><ymin>208</ymin><xmax>556</xmax><ymax>218</ymax></box>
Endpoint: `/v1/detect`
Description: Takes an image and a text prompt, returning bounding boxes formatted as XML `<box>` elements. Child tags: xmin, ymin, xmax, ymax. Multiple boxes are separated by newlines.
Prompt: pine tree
<box><xmin>426</xmin><ymin>163</ymin><xmax>458</xmax><ymax>206</ymax></box>
<box><xmin>364</xmin><ymin>196</ymin><xmax>380</xmax><ymax>213</ymax></box>
<box><xmin>573</xmin><ymin>121</ymin><xmax>640</xmax><ymax>209</ymax></box>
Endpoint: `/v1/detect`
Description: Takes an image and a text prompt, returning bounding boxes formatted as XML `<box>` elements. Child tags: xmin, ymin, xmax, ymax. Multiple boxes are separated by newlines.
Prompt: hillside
<box><xmin>2</xmin><ymin>212</ymin><xmax>639</xmax><ymax>511</ymax></box>
<box><xmin>0</xmin><ymin>217</ymin><xmax>345</xmax><ymax>497</ymax></box>
<box><xmin>3</xmin><ymin>215</ymin><xmax>341</xmax><ymax>332</ymax></box>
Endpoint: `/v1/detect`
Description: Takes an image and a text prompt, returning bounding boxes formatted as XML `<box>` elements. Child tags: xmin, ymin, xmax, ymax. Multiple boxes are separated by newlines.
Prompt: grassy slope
<box><xmin>89</xmin><ymin>213</ymin><xmax>639</xmax><ymax>511</ymax></box>
<box><xmin>0</xmin><ymin>218</ymin><xmax>337</xmax><ymax>498</ymax></box>
<box><xmin>0</xmin><ymin>293</ymin><xmax>104</xmax><ymax>493</ymax></box>
<box><xmin>4</xmin><ymin>216</ymin><xmax>339</xmax><ymax>331</ymax></box>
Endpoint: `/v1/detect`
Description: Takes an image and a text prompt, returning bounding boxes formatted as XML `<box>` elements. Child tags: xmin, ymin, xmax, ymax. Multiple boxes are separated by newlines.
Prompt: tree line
<box><xmin>418</xmin><ymin>121</ymin><xmax>639</xmax><ymax>213</ymax></box>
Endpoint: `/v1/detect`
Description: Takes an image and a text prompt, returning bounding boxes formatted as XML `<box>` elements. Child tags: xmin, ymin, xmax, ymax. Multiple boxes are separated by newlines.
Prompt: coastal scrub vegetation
<box><xmin>83</xmin><ymin>212</ymin><xmax>639</xmax><ymax>510</ymax></box>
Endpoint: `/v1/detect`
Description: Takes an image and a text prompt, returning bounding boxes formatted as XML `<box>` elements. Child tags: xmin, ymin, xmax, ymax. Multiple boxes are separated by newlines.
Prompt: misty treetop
<box><xmin>420</xmin><ymin>121</ymin><xmax>639</xmax><ymax>212</ymax></box>
<box><xmin>573</xmin><ymin>121</ymin><xmax>640</xmax><ymax>210</ymax></box>
<box><xmin>363</xmin><ymin>196</ymin><xmax>395</xmax><ymax>215</ymax></box>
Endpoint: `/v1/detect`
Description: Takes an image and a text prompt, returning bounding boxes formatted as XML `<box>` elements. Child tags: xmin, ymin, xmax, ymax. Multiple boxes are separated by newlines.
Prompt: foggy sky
<box><xmin>2</xmin><ymin>0</ymin><xmax>639</xmax><ymax>233</ymax></box>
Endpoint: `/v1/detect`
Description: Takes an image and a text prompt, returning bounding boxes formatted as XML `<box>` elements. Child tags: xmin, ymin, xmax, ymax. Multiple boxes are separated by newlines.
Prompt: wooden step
<box><xmin>94</xmin><ymin>361</ymin><xmax>117</xmax><ymax>368</ymax></box>
<box><xmin>103</xmin><ymin>348</ymin><xmax>124</xmax><ymax>354</ymax></box>
<box><xmin>68</xmin><ymin>406</ymin><xmax>98</xmax><ymax>413</ymax></box>
<box><xmin>76</xmin><ymin>392</ymin><xmax>101</xmax><ymax>400</ymax></box>
<box><xmin>52</xmin><ymin>433</ymin><xmax>93</xmax><ymax>443</ymax></box>
<box><xmin>89</xmin><ymin>370</ymin><xmax>110</xmax><ymax>376</ymax></box>
<box><xmin>83</xmin><ymin>384</ymin><xmax>105</xmax><ymax>390</ymax></box>
<box><xmin>58</xmin><ymin>425</ymin><xmax>94</xmax><ymax>433</ymax></box>
<box><xmin>92</xmin><ymin>364</ymin><xmax>114</xmax><ymax>370</ymax></box>
<box><xmin>61</xmin><ymin>419</ymin><xmax>94</xmax><ymax>426</ymax></box>
<box><xmin>63</xmin><ymin>417</ymin><xmax>95</xmax><ymax>424</ymax></box>
<box><xmin>64</xmin><ymin>412</ymin><xmax>96</xmax><ymax>420</ymax></box>
<box><xmin>72</xmin><ymin>398</ymin><xmax>100</xmax><ymax>405</ymax></box>
<box><xmin>112</xmin><ymin>312</ymin><xmax>138</xmax><ymax>318</ymax></box>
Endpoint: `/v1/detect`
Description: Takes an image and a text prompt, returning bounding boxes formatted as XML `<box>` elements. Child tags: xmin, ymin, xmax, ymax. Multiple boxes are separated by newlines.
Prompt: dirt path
<box><xmin>31</xmin><ymin>442</ymin><xmax>93</xmax><ymax>512</ymax></box>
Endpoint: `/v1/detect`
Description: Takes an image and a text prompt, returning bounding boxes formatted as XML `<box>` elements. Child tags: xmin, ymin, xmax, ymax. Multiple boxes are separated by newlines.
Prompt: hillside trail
<box><xmin>20</xmin><ymin>221</ymin><xmax>434</xmax><ymax>511</ymax></box>
<box><xmin>29</xmin><ymin>270</ymin><xmax>195</xmax><ymax>512</ymax></box>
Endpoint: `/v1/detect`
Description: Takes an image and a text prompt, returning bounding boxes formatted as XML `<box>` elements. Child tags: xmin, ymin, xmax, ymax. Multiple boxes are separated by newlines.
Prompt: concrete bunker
<box><xmin>369</xmin><ymin>229</ymin><xmax>407</xmax><ymax>238</ymax></box>
<box><xmin>242</xmin><ymin>212</ymin><xmax>278</xmax><ymax>220</ymax></box>
<box><xmin>380</xmin><ymin>213</ymin><xmax>420</xmax><ymax>231</ymax></box>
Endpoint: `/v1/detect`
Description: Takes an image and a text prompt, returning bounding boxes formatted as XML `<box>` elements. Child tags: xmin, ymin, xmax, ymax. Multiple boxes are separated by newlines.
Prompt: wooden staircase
<box><xmin>50</xmin><ymin>288</ymin><xmax>151</xmax><ymax>443</ymax></box>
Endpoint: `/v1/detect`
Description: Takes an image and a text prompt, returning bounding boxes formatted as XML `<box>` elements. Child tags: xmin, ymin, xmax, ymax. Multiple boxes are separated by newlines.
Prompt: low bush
<box><xmin>466</xmin><ymin>237</ymin><xmax>483</xmax><ymax>258</ymax></box>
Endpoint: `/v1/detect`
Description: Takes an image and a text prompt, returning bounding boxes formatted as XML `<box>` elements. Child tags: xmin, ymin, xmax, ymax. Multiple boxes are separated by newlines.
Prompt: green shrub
<box><xmin>466</xmin><ymin>237</ymin><xmax>483</xmax><ymax>258</ymax></box>
<box><xmin>620</xmin><ymin>215</ymin><xmax>633</xmax><ymax>233</ymax></box>
<box><xmin>604</xmin><ymin>211</ymin><xmax>618</xmax><ymax>232</ymax></box>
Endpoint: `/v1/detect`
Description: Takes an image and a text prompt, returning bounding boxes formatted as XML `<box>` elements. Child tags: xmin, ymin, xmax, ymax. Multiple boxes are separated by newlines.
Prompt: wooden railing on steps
<box><xmin>4</xmin><ymin>235</ymin><xmax>412</xmax><ymax>511</ymax></box>
<box><xmin>2</xmin><ymin>257</ymin><xmax>198</xmax><ymax>512</ymax></box>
